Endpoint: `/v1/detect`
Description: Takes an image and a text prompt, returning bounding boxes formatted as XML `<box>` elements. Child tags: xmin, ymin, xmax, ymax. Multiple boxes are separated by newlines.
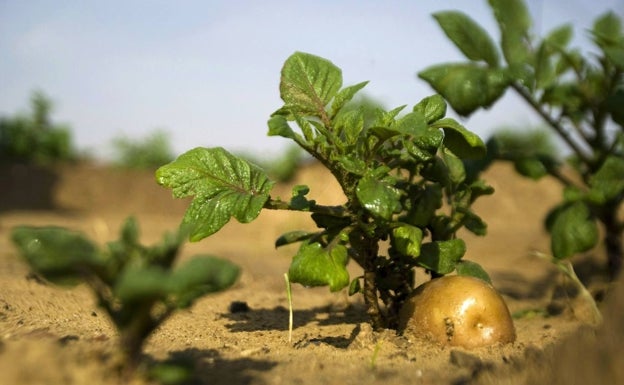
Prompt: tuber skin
<box><xmin>398</xmin><ymin>275</ymin><xmax>516</xmax><ymax>348</ymax></box>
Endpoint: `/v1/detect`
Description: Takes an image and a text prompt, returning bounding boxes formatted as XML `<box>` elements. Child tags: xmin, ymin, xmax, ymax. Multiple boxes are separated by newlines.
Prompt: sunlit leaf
<box><xmin>288</xmin><ymin>241</ymin><xmax>349</xmax><ymax>292</ymax></box>
<box><xmin>356</xmin><ymin>176</ymin><xmax>402</xmax><ymax>220</ymax></box>
<box><xmin>280</xmin><ymin>52</ymin><xmax>342</xmax><ymax>119</ymax></box>
<box><xmin>431</xmin><ymin>118</ymin><xmax>486</xmax><ymax>159</ymax></box>
<box><xmin>156</xmin><ymin>147</ymin><xmax>274</xmax><ymax>241</ymax></box>
<box><xmin>391</xmin><ymin>224</ymin><xmax>423</xmax><ymax>258</ymax></box>
<box><xmin>413</xmin><ymin>94</ymin><xmax>447</xmax><ymax>124</ymax></box>
<box><xmin>331</xmin><ymin>81</ymin><xmax>369</xmax><ymax>117</ymax></box>
<box><xmin>417</xmin><ymin>239</ymin><xmax>466</xmax><ymax>274</ymax></box>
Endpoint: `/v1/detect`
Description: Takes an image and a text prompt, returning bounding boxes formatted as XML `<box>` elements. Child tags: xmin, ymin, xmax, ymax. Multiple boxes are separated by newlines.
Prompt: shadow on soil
<box><xmin>222</xmin><ymin>303</ymin><xmax>368</xmax><ymax>333</ymax></box>
<box><xmin>150</xmin><ymin>348</ymin><xmax>277</xmax><ymax>385</ymax></box>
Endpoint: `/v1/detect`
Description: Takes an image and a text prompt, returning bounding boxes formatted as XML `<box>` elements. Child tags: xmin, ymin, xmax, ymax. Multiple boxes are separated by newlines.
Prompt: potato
<box><xmin>398</xmin><ymin>275</ymin><xmax>516</xmax><ymax>348</ymax></box>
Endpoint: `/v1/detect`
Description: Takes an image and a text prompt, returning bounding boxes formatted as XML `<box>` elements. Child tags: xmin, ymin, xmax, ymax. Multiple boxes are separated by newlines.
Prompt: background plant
<box><xmin>111</xmin><ymin>129</ymin><xmax>175</xmax><ymax>169</ymax></box>
<box><xmin>156</xmin><ymin>52</ymin><xmax>493</xmax><ymax>330</ymax></box>
<box><xmin>419</xmin><ymin>0</ymin><xmax>624</xmax><ymax>280</ymax></box>
<box><xmin>0</xmin><ymin>91</ymin><xmax>76</xmax><ymax>164</ymax></box>
<box><xmin>11</xmin><ymin>217</ymin><xmax>239</xmax><ymax>371</ymax></box>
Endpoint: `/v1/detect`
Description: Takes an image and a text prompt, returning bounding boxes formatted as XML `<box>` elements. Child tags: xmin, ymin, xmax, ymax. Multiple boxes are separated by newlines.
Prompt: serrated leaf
<box><xmin>413</xmin><ymin>94</ymin><xmax>447</xmax><ymax>124</ymax></box>
<box><xmin>391</xmin><ymin>224</ymin><xmax>423</xmax><ymax>258</ymax></box>
<box><xmin>288</xmin><ymin>241</ymin><xmax>349</xmax><ymax>292</ymax></box>
<box><xmin>548</xmin><ymin>202</ymin><xmax>599</xmax><ymax>259</ymax></box>
<box><xmin>419</xmin><ymin>64</ymin><xmax>509</xmax><ymax>117</ymax></box>
<box><xmin>11</xmin><ymin>226</ymin><xmax>100</xmax><ymax>285</ymax></box>
<box><xmin>331</xmin><ymin>81</ymin><xmax>369</xmax><ymax>117</ymax></box>
<box><xmin>156</xmin><ymin>147</ymin><xmax>274</xmax><ymax>241</ymax></box>
<box><xmin>417</xmin><ymin>239</ymin><xmax>466</xmax><ymax>274</ymax></box>
<box><xmin>433</xmin><ymin>11</ymin><xmax>500</xmax><ymax>66</ymax></box>
<box><xmin>280</xmin><ymin>52</ymin><xmax>342</xmax><ymax>118</ymax></box>
<box><xmin>431</xmin><ymin>118</ymin><xmax>486</xmax><ymax>159</ymax></box>
<box><xmin>455</xmin><ymin>260</ymin><xmax>492</xmax><ymax>283</ymax></box>
<box><xmin>356</xmin><ymin>176</ymin><xmax>402</xmax><ymax>220</ymax></box>
<box><xmin>169</xmin><ymin>256</ymin><xmax>240</xmax><ymax>308</ymax></box>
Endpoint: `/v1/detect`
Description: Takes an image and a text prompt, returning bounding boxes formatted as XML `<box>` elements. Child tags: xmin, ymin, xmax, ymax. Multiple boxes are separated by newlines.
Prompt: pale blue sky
<box><xmin>1</xmin><ymin>1</ymin><xmax>622</xmax><ymax>160</ymax></box>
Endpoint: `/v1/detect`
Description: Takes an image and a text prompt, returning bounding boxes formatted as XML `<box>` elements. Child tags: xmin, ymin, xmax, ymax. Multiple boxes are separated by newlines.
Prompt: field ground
<box><xmin>1</xmin><ymin>162</ymin><xmax>623</xmax><ymax>384</ymax></box>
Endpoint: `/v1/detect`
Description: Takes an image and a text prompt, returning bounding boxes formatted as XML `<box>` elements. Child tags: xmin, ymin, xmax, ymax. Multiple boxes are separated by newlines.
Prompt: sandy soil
<box><xmin>0</xmin><ymin>162</ymin><xmax>623</xmax><ymax>385</ymax></box>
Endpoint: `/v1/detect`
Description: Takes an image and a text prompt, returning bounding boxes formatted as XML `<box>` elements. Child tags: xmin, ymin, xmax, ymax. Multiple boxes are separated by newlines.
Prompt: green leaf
<box><xmin>11</xmin><ymin>226</ymin><xmax>100</xmax><ymax>285</ymax></box>
<box><xmin>455</xmin><ymin>260</ymin><xmax>492</xmax><ymax>283</ymax></box>
<box><xmin>419</xmin><ymin>64</ymin><xmax>509</xmax><ymax>117</ymax></box>
<box><xmin>115</xmin><ymin>266</ymin><xmax>169</xmax><ymax>303</ymax></box>
<box><xmin>462</xmin><ymin>210</ymin><xmax>488</xmax><ymax>236</ymax></box>
<box><xmin>290</xmin><ymin>184</ymin><xmax>315</xmax><ymax>210</ymax></box>
<box><xmin>280</xmin><ymin>52</ymin><xmax>342</xmax><ymax>118</ymax></box>
<box><xmin>431</xmin><ymin>118</ymin><xmax>486</xmax><ymax>159</ymax></box>
<box><xmin>433</xmin><ymin>11</ymin><xmax>500</xmax><ymax>66</ymax></box>
<box><xmin>404</xmin><ymin>184</ymin><xmax>443</xmax><ymax>227</ymax></box>
<box><xmin>547</xmin><ymin>202</ymin><xmax>599</xmax><ymax>259</ymax></box>
<box><xmin>546</xmin><ymin>24</ymin><xmax>573</xmax><ymax>48</ymax></box>
<box><xmin>413</xmin><ymin>94</ymin><xmax>447</xmax><ymax>124</ymax></box>
<box><xmin>592</xmin><ymin>11</ymin><xmax>622</xmax><ymax>46</ymax></box>
<box><xmin>288</xmin><ymin>241</ymin><xmax>349</xmax><ymax>292</ymax></box>
<box><xmin>489</xmin><ymin>0</ymin><xmax>532</xmax><ymax>65</ymax></box>
<box><xmin>331</xmin><ymin>81</ymin><xmax>369</xmax><ymax>117</ymax></box>
<box><xmin>514</xmin><ymin>157</ymin><xmax>549</xmax><ymax>180</ymax></box>
<box><xmin>169</xmin><ymin>256</ymin><xmax>240</xmax><ymax>308</ymax></box>
<box><xmin>275</xmin><ymin>230</ymin><xmax>317</xmax><ymax>248</ymax></box>
<box><xmin>442</xmin><ymin>148</ymin><xmax>466</xmax><ymax>185</ymax></box>
<box><xmin>334</xmin><ymin>107</ymin><xmax>365</xmax><ymax>146</ymax></box>
<box><xmin>356</xmin><ymin>176</ymin><xmax>402</xmax><ymax>220</ymax></box>
<box><xmin>391</xmin><ymin>224</ymin><xmax>423</xmax><ymax>258</ymax></box>
<box><xmin>156</xmin><ymin>147</ymin><xmax>274</xmax><ymax>241</ymax></box>
<box><xmin>417</xmin><ymin>239</ymin><xmax>466</xmax><ymax>275</ymax></box>
<box><xmin>267</xmin><ymin>115</ymin><xmax>297</xmax><ymax>139</ymax></box>
<box><xmin>588</xmin><ymin>155</ymin><xmax>624</xmax><ymax>203</ymax></box>
<box><xmin>348</xmin><ymin>277</ymin><xmax>362</xmax><ymax>296</ymax></box>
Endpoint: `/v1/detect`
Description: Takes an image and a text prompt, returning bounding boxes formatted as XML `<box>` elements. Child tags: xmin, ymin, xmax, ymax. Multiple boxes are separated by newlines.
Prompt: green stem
<box><xmin>511</xmin><ymin>82</ymin><xmax>594</xmax><ymax>166</ymax></box>
<box><xmin>264</xmin><ymin>198</ymin><xmax>347</xmax><ymax>217</ymax></box>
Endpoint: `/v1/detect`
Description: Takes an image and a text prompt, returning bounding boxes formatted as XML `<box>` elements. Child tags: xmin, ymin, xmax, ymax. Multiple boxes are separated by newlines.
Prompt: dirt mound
<box><xmin>0</xmin><ymin>162</ymin><xmax>621</xmax><ymax>384</ymax></box>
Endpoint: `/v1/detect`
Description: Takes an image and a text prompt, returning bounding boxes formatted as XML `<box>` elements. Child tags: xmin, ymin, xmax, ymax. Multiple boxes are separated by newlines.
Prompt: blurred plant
<box><xmin>420</xmin><ymin>0</ymin><xmax>624</xmax><ymax>280</ymax></box>
<box><xmin>11</xmin><ymin>217</ymin><xmax>239</xmax><ymax>373</ymax></box>
<box><xmin>112</xmin><ymin>129</ymin><xmax>175</xmax><ymax>169</ymax></box>
<box><xmin>0</xmin><ymin>91</ymin><xmax>75</xmax><ymax>164</ymax></box>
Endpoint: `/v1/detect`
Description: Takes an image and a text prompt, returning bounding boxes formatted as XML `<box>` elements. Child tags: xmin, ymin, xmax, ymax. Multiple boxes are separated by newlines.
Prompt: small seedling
<box><xmin>11</xmin><ymin>217</ymin><xmax>239</xmax><ymax>372</ymax></box>
<box><xmin>157</xmin><ymin>52</ymin><xmax>494</xmax><ymax>330</ymax></box>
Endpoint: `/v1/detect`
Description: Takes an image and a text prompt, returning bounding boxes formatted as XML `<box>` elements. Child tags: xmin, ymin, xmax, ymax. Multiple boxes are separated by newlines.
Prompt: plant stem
<box><xmin>264</xmin><ymin>198</ymin><xmax>347</xmax><ymax>217</ymax></box>
<box><xmin>511</xmin><ymin>82</ymin><xmax>594</xmax><ymax>166</ymax></box>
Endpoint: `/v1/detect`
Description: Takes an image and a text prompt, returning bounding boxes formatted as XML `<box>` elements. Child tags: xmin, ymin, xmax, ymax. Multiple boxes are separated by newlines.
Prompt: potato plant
<box><xmin>11</xmin><ymin>217</ymin><xmax>239</xmax><ymax>370</ymax></box>
<box><xmin>156</xmin><ymin>52</ymin><xmax>494</xmax><ymax>330</ymax></box>
<box><xmin>419</xmin><ymin>0</ymin><xmax>624</xmax><ymax>280</ymax></box>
